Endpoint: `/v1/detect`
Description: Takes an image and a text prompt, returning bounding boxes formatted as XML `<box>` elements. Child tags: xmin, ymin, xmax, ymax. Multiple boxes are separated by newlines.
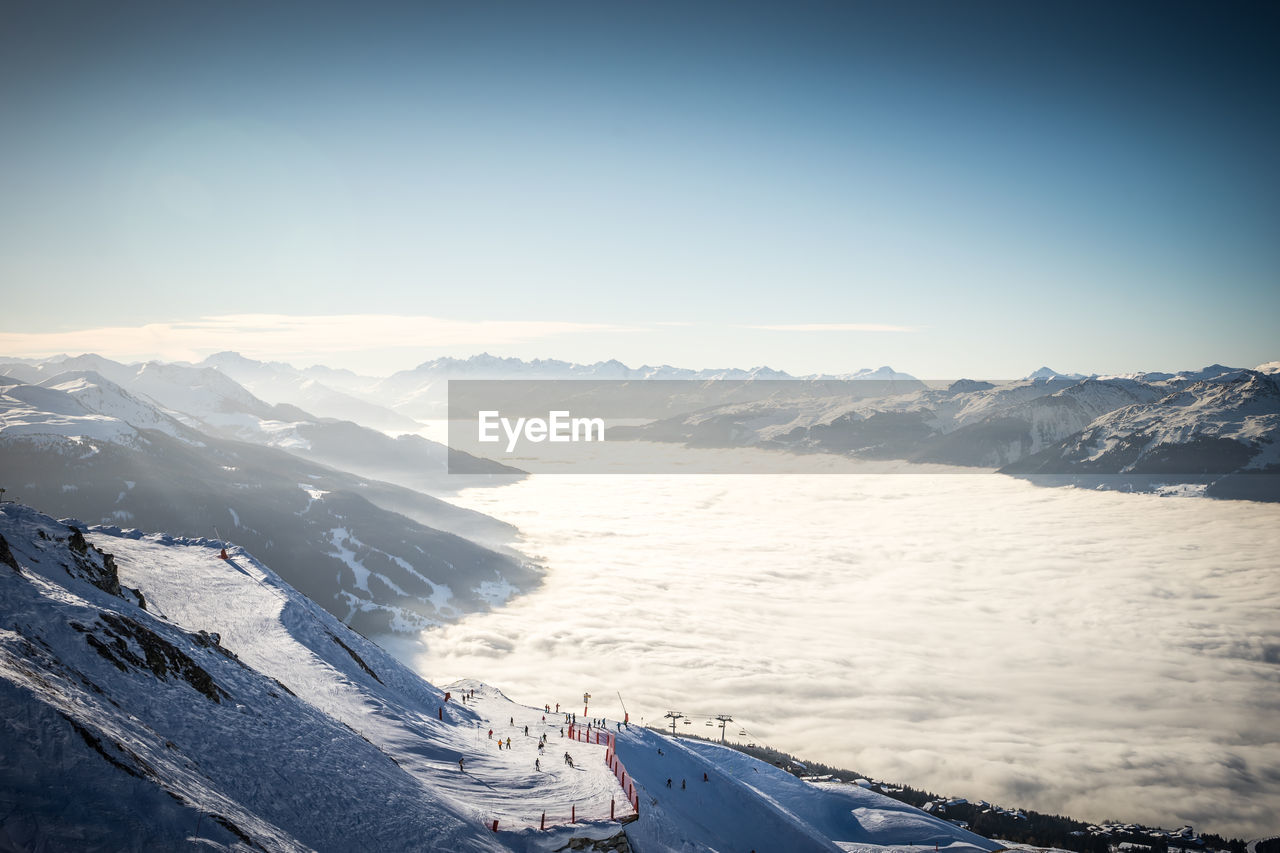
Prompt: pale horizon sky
<box><xmin>0</xmin><ymin>312</ymin><xmax>1275</xmax><ymax>379</ymax></box>
<box><xmin>1</xmin><ymin>1</ymin><xmax>1277</xmax><ymax>377</ymax></box>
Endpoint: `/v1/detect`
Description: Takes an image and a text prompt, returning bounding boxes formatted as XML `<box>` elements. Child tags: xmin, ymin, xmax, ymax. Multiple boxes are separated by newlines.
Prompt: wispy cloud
<box><xmin>744</xmin><ymin>323</ymin><xmax>917</xmax><ymax>332</ymax></box>
<box><xmin>0</xmin><ymin>314</ymin><xmax>619</xmax><ymax>365</ymax></box>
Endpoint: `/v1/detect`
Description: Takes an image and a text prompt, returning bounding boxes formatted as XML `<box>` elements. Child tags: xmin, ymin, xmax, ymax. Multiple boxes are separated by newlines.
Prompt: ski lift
<box><xmin>683</xmin><ymin>719</ymin><xmax>691</xmax><ymax>726</ymax></box>
<box><xmin>704</xmin><ymin>721</ymin><xmax>713</xmax><ymax>727</ymax></box>
<box><xmin>738</xmin><ymin>729</ymin><xmax>747</xmax><ymax>735</ymax></box>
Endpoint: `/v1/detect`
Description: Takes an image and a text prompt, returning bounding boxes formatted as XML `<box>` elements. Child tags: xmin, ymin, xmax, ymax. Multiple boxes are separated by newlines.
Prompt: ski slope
<box><xmin>613</xmin><ymin>725</ymin><xmax>1001</xmax><ymax>853</ymax></box>
<box><xmin>2</xmin><ymin>501</ymin><xmax>1004</xmax><ymax>851</ymax></box>
<box><xmin>92</xmin><ymin>525</ymin><xmax>632</xmax><ymax>847</ymax></box>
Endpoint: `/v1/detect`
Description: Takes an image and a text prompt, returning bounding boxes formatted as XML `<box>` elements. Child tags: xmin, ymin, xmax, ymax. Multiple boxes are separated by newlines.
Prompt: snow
<box><xmin>1073</xmin><ymin>371</ymin><xmax>1280</xmax><ymax>471</ymax></box>
<box><xmin>1</xmin><ymin>501</ymin><xmax>1011</xmax><ymax>851</ymax></box>
<box><xmin>0</xmin><ymin>381</ymin><xmax>138</xmax><ymax>444</ymax></box>
<box><xmin>0</xmin><ymin>371</ymin><xmax>210</xmax><ymax>450</ymax></box>
<box><xmin>612</xmin><ymin>728</ymin><xmax>1001</xmax><ymax>853</ymax></box>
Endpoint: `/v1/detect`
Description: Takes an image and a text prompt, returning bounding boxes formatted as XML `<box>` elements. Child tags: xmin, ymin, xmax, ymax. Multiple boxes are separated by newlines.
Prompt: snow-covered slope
<box><xmin>0</xmin><ymin>502</ymin><xmax>1002</xmax><ymax>852</ymax></box>
<box><xmin>613</xmin><ymin>727</ymin><xmax>1000</xmax><ymax>853</ymax></box>
<box><xmin>0</xmin><ymin>502</ymin><xmax>630</xmax><ymax>851</ymax></box>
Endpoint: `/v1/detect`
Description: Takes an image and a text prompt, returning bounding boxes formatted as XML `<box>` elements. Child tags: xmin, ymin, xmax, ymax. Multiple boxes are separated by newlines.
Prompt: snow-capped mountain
<box><xmin>615</xmin><ymin>365</ymin><xmax>1280</xmax><ymax>498</ymax></box>
<box><xmin>0</xmin><ymin>501</ymin><xmax>1005</xmax><ymax>851</ymax></box>
<box><xmin>1004</xmin><ymin>369</ymin><xmax>1280</xmax><ymax>499</ymax></box>
<box><xmin>2</xmin><ymin>355</ymin><xmax>517</xmax><ymax>491</ymax></box>
<box><xmin>0</xmin><ymin>354</ymin><xmax>315</xmax><ymax>449</ymax></box>
<box><xmin>1024</xmin><ymin>366</ymin><xmax>1088</xmax><ymax>381</ymax></box>
<box><xmin>0</xmin><ymin>374</ymin><xmax>535</xmax><ymax>637</ymax></box>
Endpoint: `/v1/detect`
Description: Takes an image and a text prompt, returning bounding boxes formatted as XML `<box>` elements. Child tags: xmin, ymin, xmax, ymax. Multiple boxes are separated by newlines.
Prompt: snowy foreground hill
<box><xmin>0</xmin><ymin>501</ymin><xmax>1001</xmax><ymax>852</ymax></box>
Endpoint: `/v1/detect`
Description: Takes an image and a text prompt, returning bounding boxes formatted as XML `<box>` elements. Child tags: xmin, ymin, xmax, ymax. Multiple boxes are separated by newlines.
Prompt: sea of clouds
<box><xmin>407</xmin><ymin>452</ymin><xmax>1279</xmax><ymax>839</ymax></box>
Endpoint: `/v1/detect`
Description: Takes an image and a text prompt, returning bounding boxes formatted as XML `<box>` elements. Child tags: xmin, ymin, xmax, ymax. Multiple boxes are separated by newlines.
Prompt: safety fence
<box><xmin>605</xmin><ymin>744</ymin><xmax>642</xmax><ymax>816</ymax></box>
<box><xmin>567</xmin><ymin>723</ymin><xmax>615</xmax><ymax>748</ymax></box>
<box><xmin>485</xmin><ymin>792</ymin><xmax>637</xmax><ymax>834</ymax></box>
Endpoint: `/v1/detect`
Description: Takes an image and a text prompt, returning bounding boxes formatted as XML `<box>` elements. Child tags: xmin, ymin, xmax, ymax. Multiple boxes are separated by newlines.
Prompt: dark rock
<box><xmin>0</xmin><ymin>533</ymin><xmax>19</xmax><ymax>572</ymax></box>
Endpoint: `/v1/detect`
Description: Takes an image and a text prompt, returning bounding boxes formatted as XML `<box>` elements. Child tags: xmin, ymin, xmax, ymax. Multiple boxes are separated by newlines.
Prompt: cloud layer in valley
<box><xmin>411</xmin><ymin>457</ymin><xmax>1280</xmax><ymax>839</ymax></box>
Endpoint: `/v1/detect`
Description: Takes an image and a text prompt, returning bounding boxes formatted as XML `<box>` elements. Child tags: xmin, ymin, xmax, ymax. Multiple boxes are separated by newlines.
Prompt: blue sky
<box><xmin>1</xmin><ymin>1</ymin><xmax>1276</xmax><ymax>376</ymax></box>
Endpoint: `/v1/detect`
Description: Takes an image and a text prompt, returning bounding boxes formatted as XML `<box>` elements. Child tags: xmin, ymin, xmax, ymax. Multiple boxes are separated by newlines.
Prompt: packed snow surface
<box><xmin>1</xmin><ymin>502</ymin><xmax>1002</xmax><ymax>851</ymax></box>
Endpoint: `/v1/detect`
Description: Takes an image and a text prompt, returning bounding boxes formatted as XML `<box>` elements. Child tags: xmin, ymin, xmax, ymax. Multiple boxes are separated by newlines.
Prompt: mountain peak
<box><xmin>1024</xmin><ymin>366</ymin><xmax>1085</xmax><ymax>381</ymax></box>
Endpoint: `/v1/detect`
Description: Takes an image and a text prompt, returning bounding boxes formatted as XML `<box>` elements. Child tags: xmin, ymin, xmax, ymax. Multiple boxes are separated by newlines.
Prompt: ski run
<box><xmin>1</xmin><ymin>501</ymin><xmax>1005</xmax><ymax>851</ymax></box>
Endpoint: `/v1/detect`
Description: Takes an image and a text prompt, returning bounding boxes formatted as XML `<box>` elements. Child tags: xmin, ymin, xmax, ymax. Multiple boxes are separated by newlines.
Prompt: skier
<box><xmin>488</xmin><ymin>729</ymin><xmax>493</xmax><ymax>739</ymax></box>
<box><xmin>703</xmin><ymin>772</ymin><xmax>708</xmax><ymax>782</ymax></box>
<box><xmin>505</xmin><ymin>737</ymin><xmax>511</xmax><ymax>748</ymax></box>
<box><xmin>665</xmin><ymin>778</ymin><xmax>672</xmax><ymax>788</ymax></box>
<box><xmin>535</xmin><ymin>758</ymin><xmax>540</xmax><ymax>771</ymax></box>
<box><xmin>681</xmin><ymin>779</ymin><xmax>686</xmax><ymax>789</ymax></box>
<box><xmin>458</xmin><ymin>757</ymin><xmax>465</xmax><ymax>771</ymax></box>
<box><xmin>524</xmin><ymin>725</ymin><xmax>529</xmax><ymax>736</ymax></box>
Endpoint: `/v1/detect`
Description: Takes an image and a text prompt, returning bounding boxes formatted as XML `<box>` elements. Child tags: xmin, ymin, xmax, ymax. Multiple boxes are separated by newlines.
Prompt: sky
<box><xmin>1</xmin><ymin>1</ymin><xmax>1277</xmax><ymax>377</ymax></box>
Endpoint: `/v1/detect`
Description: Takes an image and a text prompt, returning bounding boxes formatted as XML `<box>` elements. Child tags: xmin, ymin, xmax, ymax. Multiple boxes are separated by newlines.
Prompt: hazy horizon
<box><xmin>1</xmin><ymin>338</ymin><xmax>1277</xmax><ymax>383</ymax></box>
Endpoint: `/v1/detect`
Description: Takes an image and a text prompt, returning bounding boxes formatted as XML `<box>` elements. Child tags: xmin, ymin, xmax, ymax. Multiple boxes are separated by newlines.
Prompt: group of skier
<box><xmin>658</xmin><ymin>747</ymin><xmax>712</xmax><ymax>794</ymax></box>
<box><xmin>461</xmin><ymin>694</ymin><xmax>631</xmax><ymax>778</ymax></box>
<box><xmin>475</xmin><ymin>701</ymin><xmax>577</xmax><ymax>774</ymax></box>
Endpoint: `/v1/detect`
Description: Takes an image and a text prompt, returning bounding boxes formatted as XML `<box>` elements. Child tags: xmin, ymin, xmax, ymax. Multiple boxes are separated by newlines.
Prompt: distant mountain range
<box><xmin>616</xmin><ymin>363</ymin><xmax>1280</xmax><ymax>500</ymax></box>
<box><xmin>4</xmin><ymin>352</ymin><xmax>1277</xmax><ymax>569</ymax></box>
<box><xmin>195</xmin><ymin>352</ymin><xmax>918</xmax><ymax>420</ymax></box>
